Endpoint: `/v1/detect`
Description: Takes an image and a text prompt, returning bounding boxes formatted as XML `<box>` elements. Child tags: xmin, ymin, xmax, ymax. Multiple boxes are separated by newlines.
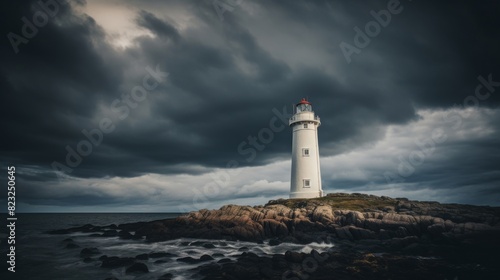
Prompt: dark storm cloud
<box><xmin>1</xmin><ymin>0</ymin><xmax>499</xmax><ymax>209</ymax></box>
<box><xmin>136</xmin><ymin>10</ymin><xmax>181</xmax><ymax>42</ymax></box>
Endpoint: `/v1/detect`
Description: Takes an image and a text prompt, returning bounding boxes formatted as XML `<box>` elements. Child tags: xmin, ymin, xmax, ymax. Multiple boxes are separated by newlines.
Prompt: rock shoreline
<box><xmin>48</xmin><ymin>193</ymin><xmax>500</xmax><ymax>279</ymax></box>
<box><xmin>130</xmin><ymin>193</ymin><xmax>500</xmax><ymax>244</ymax></box>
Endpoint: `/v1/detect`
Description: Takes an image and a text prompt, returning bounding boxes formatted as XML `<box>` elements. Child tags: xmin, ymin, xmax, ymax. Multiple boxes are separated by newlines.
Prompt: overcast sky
<box><xmin>1</xmin><ymin>0</ymin><xmax>499</xmax><ymax>212</ymax></box>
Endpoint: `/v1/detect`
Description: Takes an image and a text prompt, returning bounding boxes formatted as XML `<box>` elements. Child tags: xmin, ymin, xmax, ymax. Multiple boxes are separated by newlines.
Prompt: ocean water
<box><xmin>0</xmin><ymin>213</ymin><xmax>333</xmax><ymax>280</ymax></box>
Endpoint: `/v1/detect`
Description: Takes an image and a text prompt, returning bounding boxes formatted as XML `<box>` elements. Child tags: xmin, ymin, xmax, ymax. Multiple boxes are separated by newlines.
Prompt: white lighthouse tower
<box><xmin>289</xmin><ymin>98</ymin><xmax>323</xmax><ymax>199</ymax></box>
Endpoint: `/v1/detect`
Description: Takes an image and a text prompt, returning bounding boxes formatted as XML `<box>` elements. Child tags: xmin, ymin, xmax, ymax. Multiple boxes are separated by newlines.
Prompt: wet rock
<box><xmin>268</xmin><ymin>239</ymin><xmax>281</xmax><ymax>246</ymax></box>
<box><xmin>101</xmin><ymin>230</ymin><xmax>118</xmax><ymax>237</ymax></box>
<box><xmin>66</xmin><ymin>243</ymin><xmax>80</xmax><ymax>249</ymax></box>
<box><xmin>118</xmin><ymin>230</ymin><xmax>134</xmax><ymax>239</ymax></box>
<box><xmin>80</xmin><ymin>247</ymin><xmax>100</xmax><ymax>256</ymax></box>
<box><xmin>154</xmin><ymin>259</ymin><xmax>170</xmax><ymax>264</ymax></box>
<box><xmin>284</xmin><ymin>250</ymin><xmax>304</xmax><ymax>263</ymax></box>
<box><xmin>189</xmin><ymin>241</ymin><xmax>205</xmax><ymax>246</ymax></box>
<box><xmin>202</xmin><ymin>243</ymin><xmax>215</xmax><ymax>248</ymax></box>
<box><xmin>349</xmin><ymin>226</ymin><xmax>376</xmax><ymax>240</ymax></box>
<box><xmin>238</xmin><ymin>246</ymin><xmax>249</xmax><ymax>251</ymax></box>
<box><xmin>199</xmin><ymin>252</ymin><xmax>270</xmax><ymax>280</ymax></box>
<box><xmin>135</xmin><ymin>253</ymin><xmax>149</xmax><ymax>260</ymax></box>
<box><xmin>388</xmin><ymin>236</ymin><xmax>419</xmax><ymax>250</ymax></box>
<box><xmin>83</xmin><ymin>257</ymin><xmax>93</xmax><ymax>263</ymax></box>
<box><xmin>149</xmin><ymin>252</ymin><xmax>176</xmax><ymax>258</ymax></box>
<box><xmin>101</xmin><ymin>256</ymin><xmax>135</xmax><ymax>268</ymax></box>
<box><xmin>125</xmin><ymin>262</ymin><xmax>149</xmax><ymax>274</ymax></box>
<box><xmin>272</xmin><ymin>254</ymin><xmax>288</xmax><ymax>269</ymax></box>
<box><xmin>200</xmin><ymin>254</ymin><xmax>214</xmax><ymax>261</ymax></box>
<box><xmin>217</xmin><ymin>258</ymin><xmax>232</xmax><ymax>263</ymax></box>
<box><xmin>176</xmin><ymin>257</ymin><xmax>199</xmax><ymax>264</ymax></box>
<box><xmin>428</xmin><ymin>224</ymin><xmax>445</xmax><ymax>236</ymax></box>
<box><xmin>158</xmin><ymin>273</ymin><xmax>173</xmax><ymax>280</ymax></box>
<box><xmin>212</xmin><ymin>253</ymin><xmax>224</xmax><ymax>257</ymax></box>
<box><xmin>335</xmin><ymin>226</ymin><xmax>354</xmax><ymax>240</ymax></box>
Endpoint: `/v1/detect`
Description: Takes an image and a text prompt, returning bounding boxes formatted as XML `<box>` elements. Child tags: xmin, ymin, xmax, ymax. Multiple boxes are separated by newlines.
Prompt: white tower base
<box><xmin>290</xmin><ymin>190</ymin><xmax>323</xmax><ymax>199</ymax></box>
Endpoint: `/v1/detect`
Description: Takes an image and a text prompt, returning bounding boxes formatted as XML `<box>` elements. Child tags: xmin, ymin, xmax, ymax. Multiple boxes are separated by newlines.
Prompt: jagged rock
<box><xmin>262</xmin><ymin>219</ymin><xmax>289</xmax><ymax>236</ymax></box>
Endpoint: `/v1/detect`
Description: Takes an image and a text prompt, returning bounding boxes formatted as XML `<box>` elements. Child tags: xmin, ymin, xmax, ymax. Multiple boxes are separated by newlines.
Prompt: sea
<box><xmin>0</xmin><ymin>213</ymin><xmax>333</xmax><ymax>280</ymax></box>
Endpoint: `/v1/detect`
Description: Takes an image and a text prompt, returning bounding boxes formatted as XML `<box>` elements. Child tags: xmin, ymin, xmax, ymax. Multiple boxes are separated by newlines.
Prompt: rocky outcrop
<box><xmin>50</xmin><ymin>193</ymin><xmax>500</xmax><ymax>245</ymax></box>
<box><xmin>126</xmin><ymin>193</ymin><xmax>500</xmax><ymax>245</ymax></box>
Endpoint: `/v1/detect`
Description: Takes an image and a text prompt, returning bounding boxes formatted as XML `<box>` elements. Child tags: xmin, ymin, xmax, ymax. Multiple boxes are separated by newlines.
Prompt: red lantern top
<box><xmin>297</xmin><ymin>98</ymin><xmax>311</xmax><ymax>106</ymax></box>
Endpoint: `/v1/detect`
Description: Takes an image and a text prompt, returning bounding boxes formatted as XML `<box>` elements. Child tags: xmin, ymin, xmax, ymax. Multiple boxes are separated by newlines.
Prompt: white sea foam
<box><xmin>63</xmin><ymin>237</ymin><xmax>335</xmax><ymax>279</ymax></box>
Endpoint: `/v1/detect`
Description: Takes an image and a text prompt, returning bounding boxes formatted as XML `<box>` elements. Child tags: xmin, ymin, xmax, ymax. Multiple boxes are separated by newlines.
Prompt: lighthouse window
<box><xmin>303</xmin><ymin>179</ymin><xmax>311</xmax><ymax>188</ymax></box>
<box><xmin>302</xmin><ymin>148</ymin><xmax>309</xmax><ymax>157</ymax></box>
<box><xmin>304</xmin><ymin>124</ymin><xmax>308</xmax><ymax>128</ymax></box>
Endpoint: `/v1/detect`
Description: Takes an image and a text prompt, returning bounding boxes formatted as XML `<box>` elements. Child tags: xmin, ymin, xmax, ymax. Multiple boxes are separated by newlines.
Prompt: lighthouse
<box><xmin>289</xmin><ymin>98</ymin><xmax>323</xmax><ymax>199</ymax></box>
